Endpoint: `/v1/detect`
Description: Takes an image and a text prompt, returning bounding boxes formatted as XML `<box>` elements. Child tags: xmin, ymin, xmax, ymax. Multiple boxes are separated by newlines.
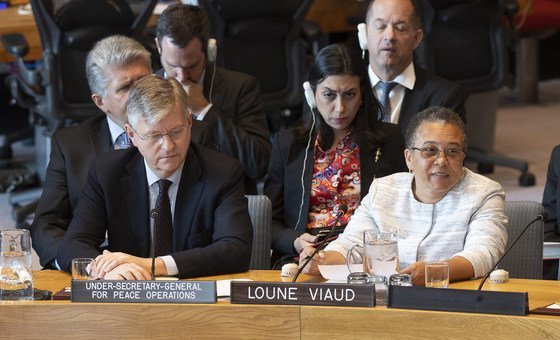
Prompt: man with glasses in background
<box><xmin>57</xmin><ymin>75</ymin><xmax>253</xmax><ymax>280</ymax></box>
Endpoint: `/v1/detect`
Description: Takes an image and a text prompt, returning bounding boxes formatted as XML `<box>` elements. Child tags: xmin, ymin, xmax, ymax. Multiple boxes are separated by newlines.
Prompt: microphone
<box><xmin>150</xmin><ymin>209</ymin><xmax>158</xmax><ymax>280</ymax></box>
<box><xmin>292</xmin><ymin>204</ymin><xmax>348</xmax><ymax>283</ymax></box>
<box><xmin>477</xmin><ymin>211</ymin><xmax>547</xmax><ymax>290</ymax></box>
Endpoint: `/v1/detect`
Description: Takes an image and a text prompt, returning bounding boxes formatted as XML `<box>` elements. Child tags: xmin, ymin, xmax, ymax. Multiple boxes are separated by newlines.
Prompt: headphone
<box><xmin>295</xmin><ymin>81</ymin><xmax>317</xmax><ymax>230</ymax></box>
<box><xmin>357</xmin><ymin>23</ymin><xmax>368</xmax><ymax>59</ymax></box>
<box><xmin>207</xmin><ymin>38</ymin><xmax>217</xmax><ymax>63</ymax></box>
<box><xmin>303</xmin><ymin>81</ymin><xmax>316</xmax><ymax>109</ymax></box>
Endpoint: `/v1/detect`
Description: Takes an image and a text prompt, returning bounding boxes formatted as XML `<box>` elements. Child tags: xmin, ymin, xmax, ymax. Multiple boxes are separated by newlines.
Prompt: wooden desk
<box><xmin>0</xmin><ymin>270</ymin><xmax>559</xmax><ymax>339</ymax></box>
<box><xmin>0</xmin><ymin>6</ymin><xmax>40</xmax><ymax>62</ymax></box>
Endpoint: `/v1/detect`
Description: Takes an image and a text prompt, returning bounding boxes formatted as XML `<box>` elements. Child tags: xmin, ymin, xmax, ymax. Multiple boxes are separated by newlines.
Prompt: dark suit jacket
<box><xmin>29</xmin><ymin>114</ymin><xmax>211</xmax><ymax>268</ymax></box>
<box><xmin>264</xmin><ymin>123</ymin><xmax>407</xmax><ymax>257</ymax></box>
<box><xmin>156</xmin><ymin>64</ymin><xmax>271</xmax><ymax>193</ymax></box>
<box><xmin>30</xmin><ymin>114</ymin><xmax>110</xmax><ymax>268</ymax></box>
<box><xmin>397</xmin><ymin>65</ymin><xmax>467</xmax><ymax>133</ymax></box>
<box><xmin>57</xmin><ymin>144</ymin><xmax>253</xmax><ymax>278</ymax></box>
<box><xmin>542</xmin><ymin>145</ymin><xmax>560</xmax><ymax>242</ymax></box>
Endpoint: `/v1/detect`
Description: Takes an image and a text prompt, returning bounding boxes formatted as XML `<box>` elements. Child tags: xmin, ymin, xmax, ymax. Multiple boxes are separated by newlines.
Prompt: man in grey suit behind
<box><xmin>361</xmin><ymin>0</ymin><xmax>466</xmax><ymax>132</ymax></box>
<box><xmin>154</xmin><ymin>4</ymin><xmax>271</xmax><ymax>194</ymax></box>
<box><xmin>30</xmin><ymin>35</ymin><xmax>152</xmax><ymax>269</ymax></box>
<box><xmin>57</xmin><ymin>75</ymin><xmax>252</xmax><ymax>279</ymax></box>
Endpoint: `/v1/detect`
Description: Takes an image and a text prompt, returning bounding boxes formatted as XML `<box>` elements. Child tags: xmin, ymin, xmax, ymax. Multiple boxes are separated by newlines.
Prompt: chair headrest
<box><xmin>57</xmin><ymin>0</ymin><xmax>134</xmax><ymax>30</ymax></box>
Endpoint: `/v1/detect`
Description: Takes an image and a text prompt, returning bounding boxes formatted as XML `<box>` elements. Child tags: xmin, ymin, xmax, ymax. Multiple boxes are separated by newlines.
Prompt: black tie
<box><xmin>154</xmin><ymin>179</ymin><xmax>173</xmax><ymax>256</ymax></box>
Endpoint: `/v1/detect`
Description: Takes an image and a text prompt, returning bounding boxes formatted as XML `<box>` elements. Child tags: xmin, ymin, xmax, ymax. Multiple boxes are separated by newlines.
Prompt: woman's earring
<box><xmin>409</xmin><ymin>168</ymin><xmax>413</xmax><ymax>174</ymax></box>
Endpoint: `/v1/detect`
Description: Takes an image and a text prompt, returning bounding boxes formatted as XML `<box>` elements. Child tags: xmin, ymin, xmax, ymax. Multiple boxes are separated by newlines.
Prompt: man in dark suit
<box><xmin>154</xmin><ymin>4</ymin><xmax>271</xmax><ymax>194</ymax></box>
<box><xmin>57</xmin><ymin>75</ymin><xmax>252</xmax><ymax>279</ymax></box>
<box><xmin>542</xmin><ymin>145</ymin><xmax>560</xmax><ymax>279</ymax></box>
<box><xmin>29</xmin><ymin>35</ymin><xmax>153</xmax><ymax>269</ymax></box>
<box><xmin>362</xmin><ymin>0</ymin><xmax>466</xmax><ymax>132</ymax></box>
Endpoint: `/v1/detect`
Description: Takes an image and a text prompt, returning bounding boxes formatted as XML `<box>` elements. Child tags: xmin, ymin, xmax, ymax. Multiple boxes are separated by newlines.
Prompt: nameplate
<box><xmin>230</xmin><ymin>281</ymin><xmax>374</xmax><ymax>307</ymax></box>
<box><xmin>71</xmin><ymin>280</ymin><xmax>217</xmax><ymax>303</ymax></box>
<box><xmin>388</xmin><ymin>285</ymin><xmax>528</xmax><ymax>316</ymax></box>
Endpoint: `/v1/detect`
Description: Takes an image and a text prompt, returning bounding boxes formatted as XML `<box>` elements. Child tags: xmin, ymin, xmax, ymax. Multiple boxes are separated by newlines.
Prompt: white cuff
<box><xmin>159</xmin><ymin>255</ymin><xmax>179</xmax><ymax>276</ymax></box>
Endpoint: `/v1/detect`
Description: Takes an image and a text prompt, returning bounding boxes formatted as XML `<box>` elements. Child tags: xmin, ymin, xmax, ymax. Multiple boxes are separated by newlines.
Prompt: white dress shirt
<box><xmin>145</xmin><ymin>160</ymin><xmax>185</xmax><ymax>276</ymax></box>
<box><xmin>369</xmin><ymin>62</ymin><xmax>416</xmax><ymax>124</ymax></box>
<box><xmin>106</xmin><ymin>116</ymin><xmax>127</xmax><ymax>148</ymax></box>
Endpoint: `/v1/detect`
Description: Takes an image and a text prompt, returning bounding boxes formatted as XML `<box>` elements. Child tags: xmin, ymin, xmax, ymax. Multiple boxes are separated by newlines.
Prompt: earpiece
<box><xmin>303</xmin><ymin>81</ymin><xmax>316</xmax><ymax>110</ymax></box>
<box><xmin>207</xmin><ymin>38</ymin><xmax>217</xmax><ymax>63</ymax></box>
<box><xmin>357</xmin><ymin>23</ymin><xmax>368</xmax><ymax>51</ymax></box>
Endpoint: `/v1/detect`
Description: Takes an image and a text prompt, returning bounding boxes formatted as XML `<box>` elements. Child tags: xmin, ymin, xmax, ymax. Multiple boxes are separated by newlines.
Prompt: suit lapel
<box><xmin>400</xmin><ymin>65</ymin><xmax>427</xmax><ymax>129</ymax></box>
<box><xmin>122</xmin><ymin>153</ymin><xmax>150</xmax><ymax>257</ymax></box>
<box><xmin>174</xmin><ymin>147</ymin><xmax>204</xmax><ymax>252</ymax></box>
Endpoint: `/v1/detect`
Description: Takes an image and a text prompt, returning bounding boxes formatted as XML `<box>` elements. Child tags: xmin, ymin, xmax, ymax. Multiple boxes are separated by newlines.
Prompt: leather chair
<box><xmin>501</xmin><ymin>201</ymin><xmax>544</xmax><ymax>279</ymax></box>
<box><xmin>0</xmin><ymin>0</ymin><xmax>157</xmax><ymax>226</ymax></box>
<box><xmin>246</xmin><ymin>195</ymin><xmax>272</xmax><ymax>270</ymax></box>
<box><xmin>198</xmin><ymin>0</ymin><xmax>317</xmax><ymax>132</ymax></box>
<box><xmin>415</xmin><ymin>0</ymin><xmax>536</xmax><ymax>186</ymax></box>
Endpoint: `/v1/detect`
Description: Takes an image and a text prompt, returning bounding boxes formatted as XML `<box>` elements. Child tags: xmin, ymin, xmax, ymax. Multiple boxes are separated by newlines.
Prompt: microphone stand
<box><xmin>150</xmin><ymin>209</ymin><xmax>159</xmax><ymax>281</ymax></box>
<box><xmin>477</xmin><ymin>213</ymin><xmax>547</xmax><ymax>290</ymax></box>
<box><xmin>292</xmin><ymin>205</ymin><xmax>348</xmax><ymax>283</ymax></box>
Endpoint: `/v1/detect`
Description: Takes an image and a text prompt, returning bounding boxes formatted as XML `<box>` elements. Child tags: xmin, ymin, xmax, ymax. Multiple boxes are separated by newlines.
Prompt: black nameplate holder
<box><xmin>388</xmin><ymin>285</ymin><xmax>528</xmax><ymax>316</ymax></box>
<box><xmin>71</xmin><ymin>280</ymin><xmax>217</xmax><ymax>303</ymax></box>
<box><xmin>230</xmin><ymin>281</ymin><xmax>374</xmax><ymax>307</ymax></box>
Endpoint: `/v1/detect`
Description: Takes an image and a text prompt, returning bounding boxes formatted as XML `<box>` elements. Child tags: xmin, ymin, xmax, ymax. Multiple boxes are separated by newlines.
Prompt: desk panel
<box><xmin>0</xmin><ymin>304</ymin><xmax>301</xmax><ymax>339</ymax></box>
<box><xmin>1</xmin><ymin>270</ymin><xmax>559</xmax><ymax>339</ymax></box>
<box><xmin>301</xmin><ymin>305</ymin><xmax>560</xmax><ymax>339</ymax></box>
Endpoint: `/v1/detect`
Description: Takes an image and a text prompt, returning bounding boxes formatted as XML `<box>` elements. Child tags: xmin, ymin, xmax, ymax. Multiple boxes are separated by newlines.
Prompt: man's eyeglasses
<box><xmin>410</xmin><ymin>146</ymin><xmax>464</xmax><ymax>160</ymax></box>
<box><xmin>130</xmin><ymin>125</ymin><xmax>189</xmax><ymax>144</ymax></box>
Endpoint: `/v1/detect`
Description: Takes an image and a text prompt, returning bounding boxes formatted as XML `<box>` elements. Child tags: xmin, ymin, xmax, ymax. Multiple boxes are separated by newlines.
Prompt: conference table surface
<box><xmin>0</xmin><ymin>270</ymin><xmax>559</xmax><ymax>339</ymax></box>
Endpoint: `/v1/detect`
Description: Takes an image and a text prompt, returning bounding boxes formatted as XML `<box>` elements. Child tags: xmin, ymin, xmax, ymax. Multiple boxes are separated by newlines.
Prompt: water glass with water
<box><xmin>0</xmin><ymin>229</ymin><xmax>33</xmax><ymax>300</ymax></box>
<box><xmin>346</xmin><ymin>230</ymin><xmax>399</xmax><ymax>280</ymax></box>
<box><xmin>425</xmin><ymin>262</ymin><xmax>449</xmax><ymax>288</ymax></box>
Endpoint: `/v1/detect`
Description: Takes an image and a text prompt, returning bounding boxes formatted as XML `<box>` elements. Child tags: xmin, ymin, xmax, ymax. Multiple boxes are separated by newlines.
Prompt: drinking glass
<box><xmin>425</xmin><ymin>262</ymin><xmax>449</xmax><ymax>288</ymax></box>
<box><xmin>0</xmin><ymin>229</ymin><xmax>33</xmax><ymax>300</ymax></box>
<box><xmin>347</xmin><ymin>230</ymin><xmax>398</xmax><ymax>280</ymax></box>
<box><xmin>72</xmin><ymin>258</ymin><xmax>95</xmax><ymax>280</ymax></box>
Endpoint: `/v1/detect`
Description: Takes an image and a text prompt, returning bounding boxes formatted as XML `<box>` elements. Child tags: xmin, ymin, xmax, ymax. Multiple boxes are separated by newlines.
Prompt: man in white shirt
<box><xmin>363</xmin><ymin>0</ymin><xmax>466</xmax><ymax>131</ymax></box>
<box><xmin>57</xmin><ymin>75</ymin><xmax>253</xmax><ymax>279</ymax></box>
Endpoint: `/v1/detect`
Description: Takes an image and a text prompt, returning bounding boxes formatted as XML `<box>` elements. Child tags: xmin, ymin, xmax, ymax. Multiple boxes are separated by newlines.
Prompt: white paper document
<box><xmin>217</xmin><ymin>279</ymin><xmax>253</xmax><ymax>297</ymax></box>
<box><xmin>318</xmin><ymin>264</ymin><xmax>363</xmax><ymax>283</ymax></box>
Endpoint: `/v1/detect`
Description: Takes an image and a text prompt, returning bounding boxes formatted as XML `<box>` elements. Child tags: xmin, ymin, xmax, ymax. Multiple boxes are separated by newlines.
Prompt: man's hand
<box><xmin>293</xmin><ymin>233</ymin><xmax>317</xmax><ymax>254</ymax></box>
<box><xmin>104</xmin><ymin>263</ymin><xmax>151</xmax><ymax>280</ymax></box>
<box><xmin>399</xmin><ymin>261</ymin><xmax>427</xmax><ymax>286</ymax></box>
<box><xmin>91</xmin><ymin>250</ymin><xmax>141</xmax><ymax>279</ymax></box>
<box><xmin>181</xmin><ymin>79</ymin><xmax>210</xmax><ymax>114</ymax></box>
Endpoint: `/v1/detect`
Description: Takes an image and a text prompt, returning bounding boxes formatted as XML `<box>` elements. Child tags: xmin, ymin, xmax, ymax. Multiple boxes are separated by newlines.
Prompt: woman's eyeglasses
<box><xmin>410</xmin><ymin>146</ymin><xmax>464</xmax><ymax>160</ymax></box>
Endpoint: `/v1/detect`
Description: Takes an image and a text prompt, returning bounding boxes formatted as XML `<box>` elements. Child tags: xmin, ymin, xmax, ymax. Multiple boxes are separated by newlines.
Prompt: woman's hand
<box><xmin>294</xmin><ymin>233</ymin><xmax>317</xmax><ymax>253</ymax></box>
<box><xmin>298</xmin><ymin>249</ymin><xmax>346</xmax><ymax>277</ymax></box>
<box><xmin>399</xmin><ymin>261</ymin><xmax>426</xmax><ymax>286</ymax></box>
<box><xmin>298</xmin><ymin>245</ymin><xmax>322</xmax><ymax>275</ymax></box>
